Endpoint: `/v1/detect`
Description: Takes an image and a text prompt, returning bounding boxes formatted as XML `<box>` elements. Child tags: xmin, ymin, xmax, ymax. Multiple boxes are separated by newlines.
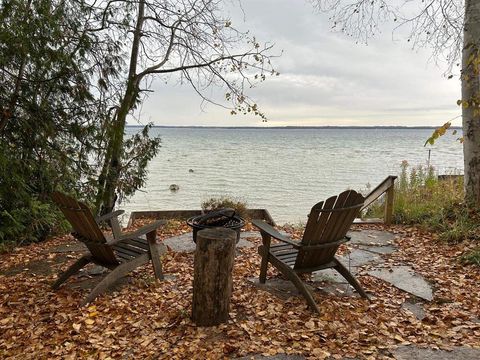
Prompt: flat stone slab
<box><xmin>241</xmin><ymin>231</ymin><xmax>262</xmax><ymax>239</ymax></box>
<box><xmin>312</xmin><ymin>248</ymin><xmax>381</xmax><ymax>283</ymax></box>
<box><xmin>348</xmin><ymin>230</ymin><xmax>396</xmax><ymax>246</ymax></box>
<box><xmin>339</xmin><ymin>248</ymin><xmax>382</xmax><ymax>268</ymax></box>
<box><xmin>393</xmin><ymin>345</ymin><xmax>480</xmax><ymax>360</ymax></box>
<box><xmin>248</xmin><ymin>277</ymin><xmax>361</xmax><ymax>299</ymax></box>
<box><xmin>368</xmin><ymin>266</ymin><xmax>433</xmax><ymax>301</ymax></box>
<box><xmin>164</xmin><ymin>232</ymin><xmax>255</xmax><ymax>253</ymax></box>
<box><xmin>401</xmin><ymin>301</ymin><xmax>426</xmax><ymax>320</ymax></box>
<box><xmin>312</xmin><ymin>268</ymin><xmax>348</xmax><ymax>283</ymax></box>
<box><xmin>248</xmin><ymin>277</ymin><xmax>302</xmax><ymax>300</ymax></box>
<box><xmin>0</xmin><ymin>255</ymin><xmax>68</xmax><ymax>276</ymax></box>
<box><xmin>46</xmin><ymin>242</ymin><xmax>87</xmax><ymax>253</ymax></box>
<box><xmin>357</xmin><ymin>244</ymin><xmax>396</xmax><ymax>255</ymax></box>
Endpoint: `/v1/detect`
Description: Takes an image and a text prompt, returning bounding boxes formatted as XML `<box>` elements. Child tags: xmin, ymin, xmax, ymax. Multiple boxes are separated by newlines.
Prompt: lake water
<box><xmin>121</xmin><ymin>127</ymin><xmax>464</xmax><ymax>224</ymax></box>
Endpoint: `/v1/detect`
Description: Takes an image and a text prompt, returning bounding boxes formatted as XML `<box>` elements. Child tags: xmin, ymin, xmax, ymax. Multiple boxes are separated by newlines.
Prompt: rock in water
<box><xmin>169</xmin><ymin>184</ymin><xmax>179</xmax><ymax>191</ymax></box>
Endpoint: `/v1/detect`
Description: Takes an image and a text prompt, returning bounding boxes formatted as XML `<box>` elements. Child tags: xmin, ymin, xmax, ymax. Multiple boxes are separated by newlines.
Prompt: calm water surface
<box><xmin>121</xmin><ymin>127</ymin><xmax>464</xmax><ymax>224</ymax></box>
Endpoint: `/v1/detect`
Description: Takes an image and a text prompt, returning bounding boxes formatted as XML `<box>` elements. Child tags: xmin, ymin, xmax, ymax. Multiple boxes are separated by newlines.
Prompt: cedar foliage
<box><xmin>0</xmin><ymin>0</ymin><xmax>158</xmax><ymax>245</ymax></box>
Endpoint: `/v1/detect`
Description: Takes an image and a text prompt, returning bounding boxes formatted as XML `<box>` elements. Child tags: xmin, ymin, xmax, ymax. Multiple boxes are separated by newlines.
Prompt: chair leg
<box><xmin>258</xmin><ymin>245</ymin><xmax>269</xmax><ymax>284</ymax></box>
<box><xmin>146</xmin><ymin>232</ymin><xmax>166</xmax><ymax>280</ymax></box>
<box><xmin>333</xmin><ymin>258</ymin><xmax>370</xmax><ymax>300</ymax></box>
<box><xmin>269</xmin><ymin>254</ymin><xmax>321</xmax><ymax>314</ymax></box>
<box><xmin>81</xmin><ymin>253</ymin><xmax>149</xmax><ymax>306</ymax></box>
<box><xmin>52</xmin><ymin>255</ymin><xmax>92</xmax><ymax>290</ymax></box>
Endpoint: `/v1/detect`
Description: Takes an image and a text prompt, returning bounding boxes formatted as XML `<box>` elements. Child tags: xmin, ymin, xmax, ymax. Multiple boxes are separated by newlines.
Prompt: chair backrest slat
<box><xmin>315</xmin><ymin>190</ymin><xmax>351</xmax><ymax>244</ymax></box>
<box><xmin>52</xmin><ymin>192</ymin><xmax>118</xmax><ymax>265</ymax></box>
<box><xmin>295</xmin><ymin>190</ymin><xmax>364</xmax><ymax>269</ymax></box>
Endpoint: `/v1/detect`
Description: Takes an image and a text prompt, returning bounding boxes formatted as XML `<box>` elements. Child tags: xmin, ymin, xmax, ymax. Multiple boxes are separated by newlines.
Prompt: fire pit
<box><xmin>187</xmin><ymin>208</ymin><xmax>245</xmax><ymax>243</ymax></box>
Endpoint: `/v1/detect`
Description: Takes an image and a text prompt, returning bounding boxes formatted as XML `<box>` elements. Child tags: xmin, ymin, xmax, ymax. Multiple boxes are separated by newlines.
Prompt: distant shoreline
<box><xmin>126</xmin><ymin>125</ymin><xmax>462</xmax><ymax>130</ymax></box>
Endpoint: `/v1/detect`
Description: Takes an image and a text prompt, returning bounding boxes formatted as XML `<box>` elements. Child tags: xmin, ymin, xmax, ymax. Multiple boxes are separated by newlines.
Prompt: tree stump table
<box><xmin>192</xmin><ymin>228</ymin><xmax>236</xmax><ymax>326</ymax></box>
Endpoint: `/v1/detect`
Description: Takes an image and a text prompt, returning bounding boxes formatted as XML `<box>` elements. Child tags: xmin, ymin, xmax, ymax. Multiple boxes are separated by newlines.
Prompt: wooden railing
<box><xmin>359</xmin><ymin>175</ymin><xmax>397</xmax><ymax>225</ymax></box>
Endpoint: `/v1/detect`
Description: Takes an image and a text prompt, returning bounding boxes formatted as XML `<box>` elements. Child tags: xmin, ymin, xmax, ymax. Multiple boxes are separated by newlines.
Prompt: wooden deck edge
<box><xmin>128</xmin><ymin>208</ymin><xmax>276</xmax><ymax>227</ymax></box>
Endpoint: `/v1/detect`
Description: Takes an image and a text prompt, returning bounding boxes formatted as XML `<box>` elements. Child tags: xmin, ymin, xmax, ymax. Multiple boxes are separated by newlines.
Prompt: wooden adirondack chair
<box><xmin>252</xmin><ymin>190</ymin><xmax>369</xmax><ymax>313</ymax></box>
<box><xmin>51</xmin><ymin>191</ymin><xmax>167</xmax><ymax>305</ymax></box>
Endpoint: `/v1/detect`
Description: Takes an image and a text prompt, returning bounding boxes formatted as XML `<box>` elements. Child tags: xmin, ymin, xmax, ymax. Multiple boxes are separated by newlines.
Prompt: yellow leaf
<box><xmin>305</xmin><ymin>320</ymin><xmax>315</xmax><ymax>329</ymax></box>
<box><xmin>85</xmin><ymin>319</ymin><xmax>95</xmax><ymax>325</ymax></box>
<box><xmin>312</xmin><ymin>348</ymin><xmax>330</xmax><ymax>359</ymax></box>
<box><xmin>89</xmin><ymin>311</ymin><xmax>98</xmax><ymax>318</ymax></box>
<box><xmin>72</xmin><ymin>323</ymin><xmax>81</xmax><ymax>332</ymax></box>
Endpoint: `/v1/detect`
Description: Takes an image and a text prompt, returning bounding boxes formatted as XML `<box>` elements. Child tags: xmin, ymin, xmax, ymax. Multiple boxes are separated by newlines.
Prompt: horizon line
<box><xmin>125</xmin><ymin>125</ymin><xmax>462</xmax><ymax>130</ymax></box>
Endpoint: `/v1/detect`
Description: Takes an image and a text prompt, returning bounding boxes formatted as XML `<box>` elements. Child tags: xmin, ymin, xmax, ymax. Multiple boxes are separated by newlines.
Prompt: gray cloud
<box><xmin>134</xmin><ymin>0</ymin><xmax>460</xmax><ymax>127</ymax></box>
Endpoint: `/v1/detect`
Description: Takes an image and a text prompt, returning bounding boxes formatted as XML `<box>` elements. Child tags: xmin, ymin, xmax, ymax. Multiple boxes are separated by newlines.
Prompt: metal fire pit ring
<box><xmin>187</xmin><ymin>208</ymin><xmax>245</xmax><ymax>243</ymax></box>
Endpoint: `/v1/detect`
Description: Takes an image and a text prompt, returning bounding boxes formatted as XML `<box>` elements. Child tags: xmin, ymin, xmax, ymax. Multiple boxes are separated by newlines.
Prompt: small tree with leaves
<box><xmin>91</xmin><ymin>0</ymin><xmax>278</xmax><ymax>215</ymax></box>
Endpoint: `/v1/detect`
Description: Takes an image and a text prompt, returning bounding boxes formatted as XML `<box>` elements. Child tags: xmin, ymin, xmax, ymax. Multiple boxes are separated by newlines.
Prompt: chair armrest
<box><xmin>302</xmin><ymin>237</ymin><xmax>349</xmax><ymax>250</ymax></box>
<box><xmin>252</xmin><ymin>219</ymin><xmax>300</xmax><ymax>249</ymax></box>
<box><xmin>96</xmin><ymin>210</ymin><xmax>125</xmax><ymax>224</ymax></box>
<box><xmin>115</xmin><ymin>220</ymin><xmax>166</xmax><ymax>241</ymax></box>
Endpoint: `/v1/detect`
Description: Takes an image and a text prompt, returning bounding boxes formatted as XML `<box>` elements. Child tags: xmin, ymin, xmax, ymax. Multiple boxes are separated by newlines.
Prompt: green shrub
<box><xmin>201</xmin><ymin>195</ymin><xmax>249</xmax><ymax>219</ymax></box>
<box><xmin>0</xmin><ymin>144</ymin><xmax>70</xmax><ymax>250</ymax></box>
<box><xmin>0</xmin><ymin>197</ymin><xmax>69</xmax><ymax>249</ymax></box>
<box><xmin>365</xmin><ymin>161</ymin><xmax>464</xmax><ymax>226</ymax></box>
<box><xmin>391</xmin><ymin>161</ymin><xmax>463</xmax><ymax>226</ymax></box>
<box><xmin>461</xmin><ymin>248</ymin><xmax>480</xmax><ymax>266</ymax></box>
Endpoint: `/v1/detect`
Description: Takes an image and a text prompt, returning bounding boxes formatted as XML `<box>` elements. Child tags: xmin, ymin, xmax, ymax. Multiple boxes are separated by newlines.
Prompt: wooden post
<box><xmin>192</xmin><ymin>228</ymin><xmax>236</xmax><ymax>326</ymax></box>
<box><xmin>384</xmin><ymin>185</ymin><xmax>395</xmax><ymax>225</ymax></box>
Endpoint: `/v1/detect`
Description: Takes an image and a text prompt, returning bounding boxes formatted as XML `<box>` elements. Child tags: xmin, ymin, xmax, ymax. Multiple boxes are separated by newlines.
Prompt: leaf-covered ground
<box><xmin>0</xmin><ymin>221</ymin><xmax>479</xmax><ymax>359</ymax></box>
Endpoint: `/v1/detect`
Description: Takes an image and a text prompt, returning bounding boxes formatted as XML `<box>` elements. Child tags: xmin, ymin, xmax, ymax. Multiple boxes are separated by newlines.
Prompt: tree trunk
<box><xmin>462</xmin><ymin>0</ymin><xmax>480</xmax><ymax>208</ymax></box>
<box><xmin>95</xmin><ymin>0</ymin><xmax>145</xmax><ymax>215</ymax></box>
<box><xmin>192</xmin><ymin>228</ymin><xmax>236</xmax><ymax>326</ymax></box>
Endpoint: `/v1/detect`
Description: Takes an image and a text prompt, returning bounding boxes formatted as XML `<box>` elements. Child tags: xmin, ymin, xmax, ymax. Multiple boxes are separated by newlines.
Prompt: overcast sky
<box><xmin>134</xmin><ymin>0</ymin><xmax>461</xmax><ymax>127</ymax></box>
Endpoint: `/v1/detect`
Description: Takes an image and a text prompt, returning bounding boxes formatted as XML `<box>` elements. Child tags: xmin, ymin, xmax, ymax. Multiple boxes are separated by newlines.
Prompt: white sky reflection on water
<box><xmin>121</xmin><ymin>127</ymin><xmax>463</xmax><ymax>224</ymax></box>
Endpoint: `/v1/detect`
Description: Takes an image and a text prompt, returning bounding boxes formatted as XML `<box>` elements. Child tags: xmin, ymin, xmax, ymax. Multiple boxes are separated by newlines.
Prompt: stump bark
<box><xmin>192</xmin><ymin>228</ymin><xmax>236</xmax><ymax>326</ymax></box>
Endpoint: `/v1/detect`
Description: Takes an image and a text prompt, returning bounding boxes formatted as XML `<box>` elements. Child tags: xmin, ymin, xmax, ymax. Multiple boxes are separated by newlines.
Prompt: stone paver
<box><xmin>393</xmin><ymin>345</ymin><xmax>480</xmax><ymax>360</ymax></box>
<box><xmin>401</xmin><ymin>301</ymin><xmax>426</xmax><ymax>320</ymax></box>
<box><xmin>45</xmin><ymin>242</ymin><xmax>87</xmax><ymax>253</ymax></box>
<box><xmin>249</xmin><ymin>229</ymin><xmax>436</xmax><ymax>303</ymax></box>
<box><xmin>357</xmin><ymin>244</ymin><xmax>397</xmax><ymax>255</ymax></box>
<box><xmin>339</xmin><ymin>248</ymin><xmax>382</xmax><ymax>268</ymax></box>
<box><xmin>164</xmin><ymin>231</ymin><xmax>255</xmax><ymax>253</ymax></box>
<box><xmin>249</xmin><ymin>275</ymin><xmax>363</xmax><ymax>300</ymax></box>
<box><xmin>348</xmin><ymin>229</ymin><xmax>396</xmax><ymax>246</ymax></box>
<box><xmin>312</xmin><ymin>248</ymin><xmax>380</xmax><ymax>283</ymax></box>
<box><xmin>0</xmin><ymin>256</ymin><xmax>67</xmax><ymax>276</ymax></box>
<box><xmin>248</xmin><ymin>277</ymin><xmax>303</xmax><ymax>300</ymax></box>
<box><xmin>368</xmin><ymin>266</ymin><xmax>433</xmax><ymax>301</ymax></box>
<box><xmin>312</xmin><ymin>268</ymin><xmax>347</xmax><ymax>283</ymax></box>
<box><xmin>163</xmin><ymin>233</ymin><xmax>196</xmax><ymax>252</ymax></box>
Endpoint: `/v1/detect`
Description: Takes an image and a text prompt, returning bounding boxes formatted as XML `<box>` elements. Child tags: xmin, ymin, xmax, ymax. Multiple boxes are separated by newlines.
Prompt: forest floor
<box><xmin>0</xmin><ymin>220</ymin><xmax>479</xmax><ymax>359</ymax></box>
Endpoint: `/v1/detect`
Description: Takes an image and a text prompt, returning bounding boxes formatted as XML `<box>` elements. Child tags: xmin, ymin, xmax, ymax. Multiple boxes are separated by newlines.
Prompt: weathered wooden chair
<box><xmin>252</xmin><ymin>190</ymin><xmax>369</xmax><ymax>313</ymax></box>
<box><xmin>51</xmin><ymin>191</ymin><xmax>167</xmax><ymax>305</ymax></box>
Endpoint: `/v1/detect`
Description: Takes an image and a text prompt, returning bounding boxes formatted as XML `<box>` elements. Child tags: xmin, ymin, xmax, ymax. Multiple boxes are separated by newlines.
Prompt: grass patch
<box><xmin>461</xmin><ymin>248</ymin><xmax>480</xmax><ymax>266</ymax></box>
<box><xmin>364</xmin><ymin>161</ymin><xmax>479</xmax><ymax>265</ymax></box>
<box><xmin>366</xmin><ymin>161</ymin><xmax>465</xmax><ymax>227</ymax></box>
